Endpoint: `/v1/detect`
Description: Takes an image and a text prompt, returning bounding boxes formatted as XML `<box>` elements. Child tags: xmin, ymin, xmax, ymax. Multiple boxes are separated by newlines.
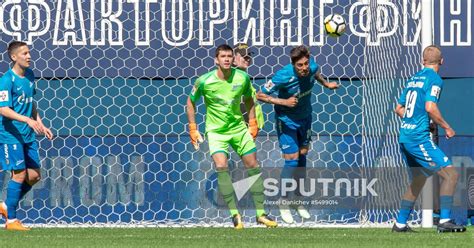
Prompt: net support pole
<box><xmin>421</xmin><ymin>0</ymin><xmax>434</xmax><ymax>228</ymax></box>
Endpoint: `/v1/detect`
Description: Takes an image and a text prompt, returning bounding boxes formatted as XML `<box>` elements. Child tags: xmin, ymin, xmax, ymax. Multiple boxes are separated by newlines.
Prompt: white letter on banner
<box><xmin>269</xmin><ymin>0</ymin><xmax>302</xmax><ymax>46</ymax></box>
<box><xmin>91</xmin><ymin>0</ymin><xmax>124</xmax><ymax>46</ymax></box>
<box><xmin>53</xmin><ymin>0</ymin><xmax>87</xmax><ymax>45</ymax></box>
<box><xmin>309</xmin><ymin>0</ymin><xmax>333</xmax><ymax>46</ymax></box>
<box><xmin>440</xmin><ymin>0</ymin><xmax>471</xmax><ymax>46</ymax></box>
<box><xmin>127</xmin><ymin>0</ymin><xmax>157</xmax><ymax>46</ymax></box>
<box><xmin>200</xmin><ymin>0</ymin><xmax>229</xmax><ymax>46</ymax></box>
<box><xmin>232</xmin><ymin>0</ymin><xmax>264</xmax><ymax>46</ymax></box>
<box><xmin>403</xmin><ymin>0</ymin><xmax>421</xmax><ymax>46</ymax></box>
<box><xmin>27</xmin><ymin>0</ymin><xmax>51</xmax><ymax>44</ymax></box>
<box><xmin>162</xmin><ymin>0</ymin><xmax>193</xmax><ymax>46</ymax></box>
<box><xmin>349</xmin><ymin>0</ymin><xmax>399</xmax><ymax>46</ymax></box>
<box><xmin>0</xmin><ymin>0</ymin><xmax>22</xmax><ymax>41</ymax></box>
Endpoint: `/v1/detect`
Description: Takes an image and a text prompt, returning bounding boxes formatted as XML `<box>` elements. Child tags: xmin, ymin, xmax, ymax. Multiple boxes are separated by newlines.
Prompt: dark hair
<box><xmin>215</xmin><ymin>44</ymin><xmax>233</xmax><ymax>57</ymax></box>
<box><xmin>290</xmin><ymin>45</ymin><xmax>310</xmax><ymax>64</ymax></box>
<box><xmin>7</xmin><ymin>41</ymin><xmax>28</xmax><ymax>61</ymax></box>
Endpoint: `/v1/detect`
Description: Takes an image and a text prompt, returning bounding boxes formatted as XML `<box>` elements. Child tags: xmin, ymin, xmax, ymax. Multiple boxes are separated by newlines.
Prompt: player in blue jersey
<box><xmin>0</xmin><ymin>41</ymin><xmax>53</xmax><ymax>231</ymax></box>
<box><xmin>393</xmin><ymin>45</ymin><xmax>465</xmax><ymax>233</ymax></box>
<box><xmin>256</xmin><ymin>45</ymin><xmax>339</xmax><ymax>223</ymax></box>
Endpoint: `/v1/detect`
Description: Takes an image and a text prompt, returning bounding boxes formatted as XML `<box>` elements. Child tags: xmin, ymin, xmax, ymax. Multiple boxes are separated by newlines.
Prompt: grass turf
<box><xmin>0</xmin><ymin>227</ymin><xmax>472</xmax><ymax>248</ymax></box>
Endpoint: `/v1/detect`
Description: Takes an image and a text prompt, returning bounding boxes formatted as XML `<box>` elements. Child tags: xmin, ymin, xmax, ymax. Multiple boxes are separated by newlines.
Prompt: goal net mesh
<box><xmin>0</xmin><ymin>0</ymin><xmax>422</xmax><ymax>227</ymax></box>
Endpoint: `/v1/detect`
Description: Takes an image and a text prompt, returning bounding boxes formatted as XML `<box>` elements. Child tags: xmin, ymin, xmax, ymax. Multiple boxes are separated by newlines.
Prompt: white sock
<box><xmin>7</xmin><ymin>218</ymin><xmax>17</xmax><ymax>224</ymax></box>
<box><xmin>395</xmin><ymin>222</ymin><xmax>406</xmax><ymax>228</ymax></box>
<box><xmin>439</xmin><ymin>218</ymin><xmax>451</xmax><ymax>224</ymax></box>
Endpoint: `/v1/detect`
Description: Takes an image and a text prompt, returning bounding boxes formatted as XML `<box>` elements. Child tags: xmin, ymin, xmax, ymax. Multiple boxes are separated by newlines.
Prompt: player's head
<box><xmin>233</xmin><ymin>43</ymin><xmax>253</xmax><ymax>70</ymax></box>
<box><xmin>290</xmin><ymin>45</ymin><xmax>310</xmax><ymax>77</ymax></box>
<box><xmin>215</xmin><ymin>44</ymin><xmax>234</xmax><ymax>70</ymax></box>
<box><xmin>422</xmin><ymin>45</ymin><xmax>443</xmax><ymax>68</ymax></box>
<box><xmin>8</xmin><ymin>41</ymin><xmax>31</xmax><ymax>69</ymax></box>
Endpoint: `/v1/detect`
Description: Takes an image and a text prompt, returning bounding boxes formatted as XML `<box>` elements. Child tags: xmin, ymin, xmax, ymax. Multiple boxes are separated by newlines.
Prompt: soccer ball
<box><xmin>324</xmin><ymin>14</ymin><xmax>346</xmax><ymax>37</ymax></box>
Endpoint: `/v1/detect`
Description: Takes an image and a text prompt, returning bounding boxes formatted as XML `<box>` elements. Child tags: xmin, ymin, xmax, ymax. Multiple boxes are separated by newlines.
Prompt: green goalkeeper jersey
<box><xmin>189</xmin><ymin>68</ymin><xmax>252</xmax><ymax>133</ymax></box>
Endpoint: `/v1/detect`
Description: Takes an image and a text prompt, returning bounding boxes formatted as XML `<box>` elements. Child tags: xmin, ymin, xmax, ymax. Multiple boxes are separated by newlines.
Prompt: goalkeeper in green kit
<box><xmin>186</xmin><ymin>44</ymin><xmax>277</xmax><ymax>229</ymax></box>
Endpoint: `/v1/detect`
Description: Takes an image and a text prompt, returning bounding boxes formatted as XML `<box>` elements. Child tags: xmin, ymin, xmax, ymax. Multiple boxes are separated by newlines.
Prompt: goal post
<box><xmin>420</xmin><ymin>0</ymin><xmax>434</xmax><ymax>229</ymax></box>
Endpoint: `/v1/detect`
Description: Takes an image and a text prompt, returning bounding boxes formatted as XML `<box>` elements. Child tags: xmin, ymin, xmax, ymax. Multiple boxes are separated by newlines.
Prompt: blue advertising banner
<box><xmin>0</xmin><ymin>0</ymin><xmax>471</xmax><ymax>78</ymax></box>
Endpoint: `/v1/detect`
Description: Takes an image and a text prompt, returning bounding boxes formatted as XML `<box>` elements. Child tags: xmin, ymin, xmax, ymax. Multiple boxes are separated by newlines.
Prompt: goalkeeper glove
<box><xmin>189</xmin><ymin>123</ymin><xmax>204</xmax><ymax>150</ymax></box>
<box><xmin>249</xmin><ymin>118</ymin><xmax>258</xmax><ymax>139</ymax></box>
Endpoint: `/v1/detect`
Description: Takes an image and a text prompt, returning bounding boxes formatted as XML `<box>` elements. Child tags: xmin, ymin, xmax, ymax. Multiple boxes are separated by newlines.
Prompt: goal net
<box><xmin>0</xmin><ymin>0</ymin><xmax>423</xmax><ymax>227</ymax></box>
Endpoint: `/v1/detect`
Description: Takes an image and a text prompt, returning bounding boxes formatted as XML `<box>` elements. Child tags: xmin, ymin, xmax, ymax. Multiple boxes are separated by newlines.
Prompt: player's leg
<box><xmin>393</xmin><ymin>174</ymin><xmax>426</xmax><ymax>232</ymax></box>
<box><xmin>0</xmin><ymin>143</ymin><xmax>30</xmax><ymax>231</ymax></box>
<box><xmin>292</xmin><ymin>118</ymin><xmax>312</xmax><ymax>219</ymax></box>
<box><xmin>208</xmin><ymin>131</ymin><xmax>241</xmax><ymax>228</ymax></box>
<box><xmin>277</xmin><ymin>119</ymin><xmax>300</xmax><ymax>193</ymax></box>
<box><xmin>437</xmin><ymin>167</ymin><xmax>458</xmax><ymax>222</ymax></box>
<box><xmin>20</xmin><ymin>141</ymin><xmax>42</xmax><ymax>200</ymax></box>
<box><xmin>393</xmin><ymin>143</ymin><xmax>426</xmax><ymax>232</ymax></box>
<box><xmin>276</xmin><ymin>119</ymin><xmax>300</xmax><ymax>224</ymax></box>
<box><xmin>436</xmin><ymin>166</ymin><xmax>465</xmax><ymax>232</ymax></box>
<box><xmin>234</xmin><ymin>125</ymin><xmax>276</xmax><ymax>227</ymax></box>
<box><xmin>421</xmin><ymin>140</ymin><xmax>466</xmax><ymax>232</ymax></box>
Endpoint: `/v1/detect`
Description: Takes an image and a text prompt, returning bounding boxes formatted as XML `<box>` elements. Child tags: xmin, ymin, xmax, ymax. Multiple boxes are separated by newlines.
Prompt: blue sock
<box><xmin>298</xmin><ymin>154</ymin><xmax>306</xmax><ymax>168</ymax></box>
<box><xmin>440</xmin><ymin>195</ymin><xmax>453</xmax><ymax>220</ymax></box>
<box><xmin>6</xmin><ymin>180</ymin><xmax>23</xmax><ymax>219</ymax></box>
<box><xmin>281</xmin><ymin>159</ymin><xmax>298</xmax><ymax>197</ymax></box>
<box><xmin>294</xmin><ymin>155</ymin><xmax>307</xmax><ymax>196</ymax></box>
<box><xmin>396</xmin><ymin>200</ymin><xmax>415</xmax><ymax>224</ymax></box>
<box><xmin>20</xmin><ymin>182</ymin><xmax>33</xmax><ymax>200</ymax></box>
<box><xmin>281</xmin><ymin>160</ymin><xmax>299</xmax><ymax>180</ymax></box>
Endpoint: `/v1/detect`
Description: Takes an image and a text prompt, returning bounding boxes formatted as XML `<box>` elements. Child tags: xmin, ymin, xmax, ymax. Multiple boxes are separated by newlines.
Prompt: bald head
<box><xmin>423</xmin><ymin>45</ymin><xmax>443</xmax><ymax>66</ymax></box>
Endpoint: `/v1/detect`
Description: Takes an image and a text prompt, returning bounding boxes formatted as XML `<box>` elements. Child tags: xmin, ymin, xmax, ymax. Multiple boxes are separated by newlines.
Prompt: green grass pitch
<box><xmin>0</xmin><ymin>227</ymin><xmax>472</xmax><ymax>248</ymax></box>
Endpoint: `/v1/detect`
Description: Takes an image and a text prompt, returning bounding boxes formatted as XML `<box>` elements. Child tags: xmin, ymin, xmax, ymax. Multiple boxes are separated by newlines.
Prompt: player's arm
<box><xmin>395</xmin><ymin>104</ymin><xmax>405</xmax><ymax>118</ymax></box>
<box><xmin>243</xmin><ymin>95</ymin><xmax>258</xmax><ymax>139</ymax></box>
<box><xmin>314</xmin><ymin>71</ymin><xmax>339</xmax><ymax>89</ymax></box>
<box><xmin>242</xmin><ymin>76</ymin><xmax>259</xmax><ymax>139</ymax></box>
<box><xmin>256</xmin><ymin>91</ymin><xmax>298</xmax><ymax>107</ymax></box>
<box><xmin>243</xmin><ymin>96</ymin><xmax>256</xmax><ymax>120</ymax></box>
<box><xmin>256</xmin><ymin>79</ymin><xmax>298</xmax><ymax>107</ymax></box>
<box><xmin>0</xmin><ymin>106</ymin><xmax>42</xmax><ymax>134</ymax></box>
<box><xmin>395</xmin><ymin>86</ymin><xmax>409</xmax><ymax>118</ymax></box>
<box><xmin>425</xmin><ymin>80</ymin><xmax>454</xmax><ymax>139</ymax></box>
<box><xmin>32</xmin><ymin>102</ymin><xmax>53</xmax><ymax>140</ymax></box>
<box><xmin>186</xmin><ymin>79</ymin><xmax>204</xmax><ymax>150</ymax></box>
<box><xmin>186</xmin><ymin>96</ymin><xmax>204</xmax><ymax>149</ymax></box>
<box><xmin>425</xmin><ymin>102</ymin><xmax>454</xmax><ymax>139</ymax></box>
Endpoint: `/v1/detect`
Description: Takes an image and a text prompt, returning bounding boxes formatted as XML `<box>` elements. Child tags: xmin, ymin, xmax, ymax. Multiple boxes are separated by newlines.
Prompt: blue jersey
<box><xmin>0</xmin><ymin>68</ymin><xmax>36</xmax><ymax>144</ymax></box>
<box><xmin>398</xmin><ymin>67</ymin><xmax>443</xmax><ymax>144</ymax></box>
<box><xmin>262</xmin><ymin>57</ymin><xmax>319</xmax><ymax>121</ymax></box>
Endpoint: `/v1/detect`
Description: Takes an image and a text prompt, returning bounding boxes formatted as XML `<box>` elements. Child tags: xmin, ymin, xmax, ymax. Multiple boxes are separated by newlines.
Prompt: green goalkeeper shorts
<box><xmin>207</xmin><ymin>123</ymin><xmax>256</xmax><ymax>157</ymax></box>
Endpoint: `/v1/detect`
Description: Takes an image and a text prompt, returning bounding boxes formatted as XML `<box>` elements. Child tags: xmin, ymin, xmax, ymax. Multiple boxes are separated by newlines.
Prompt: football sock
<box><xmin>6</xmin><ymin>180</ymin><xmax>23</xmax><ymax>219</ymax></box>
<box><xmin>440</xmin><ymin>195</ymin><xmax>453</xmax><ymax>222</ymax></box>
<box><xmin>396</xmin><ymin>199</ymin><xmax>415</xmax><ymax>225</ymax></box>
<box><xmin>281</xmin><ymin>160</ymin><xmax>298</xmax><ymax>198</ymax></box>
<box><xmin>217</xmin><ymin>169</ymin><xmax>239</xmax><ymax>217</ymax></box>
<box><xmin>20</xmin><ymin>182</ymin><xmax>33</xmax><ymax>200</ymax></box>
<box><xmin>295</xmin><ymin>155</ymin><xmax>307</xmax><ymax>196</ymax></box>
<box><xmin>297</xmin><ymin>154</ymin><xmax>307</xmax><ymax>168</ymax></box>
<box><xmin>247</xmin><ymin>167</ymin><xmax>265</xmax><ymax>217</ymax></box>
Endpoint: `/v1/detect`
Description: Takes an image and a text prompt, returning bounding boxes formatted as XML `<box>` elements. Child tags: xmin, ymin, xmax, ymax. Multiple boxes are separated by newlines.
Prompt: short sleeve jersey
<box><xmin>261</xmin><ymin>57</ymin><xmax>319</xmax><ymax>121</ymax></box>
<box><xmin>398</xmin><ymin>67</ymin><xmax>443</xmax><ymax>143</ymax></box>
<box><xmin>189</xmin><ymin>68</ymin><xmax>252</xmax><ymax>133</ymax></box>
<box><xmin>0</xmin><ymin>68</ymin><xmax>36</xmax><ymax>144</ymax></box>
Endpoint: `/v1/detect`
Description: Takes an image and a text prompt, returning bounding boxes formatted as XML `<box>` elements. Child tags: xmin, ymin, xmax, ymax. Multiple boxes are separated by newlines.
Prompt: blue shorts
<box><xmin>0</xmin><ymin>141</ymin><xmax>41</xmax><ymax>171</ymax></box>
<box><xmin>276</xmin><ymin>116</ymin><xmax>312</xmax><ymax>154</ymax></box>
<box><xmin>400</xmin><ymin>139</ymin><xmax>452</xmax><ymax>177</ymax></box>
